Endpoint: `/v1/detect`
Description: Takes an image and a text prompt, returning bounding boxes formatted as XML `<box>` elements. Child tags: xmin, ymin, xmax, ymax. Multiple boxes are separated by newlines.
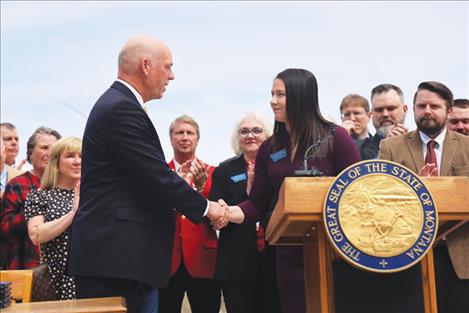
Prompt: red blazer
<box><xmin>168</xmin><ymin>159</ymin><xmax>218</xmax><ymax>279</ymax></box>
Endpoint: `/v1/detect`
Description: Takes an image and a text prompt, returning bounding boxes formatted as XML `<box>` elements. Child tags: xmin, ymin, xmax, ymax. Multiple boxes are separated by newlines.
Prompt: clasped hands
<box><xmin>178</xmin><ymin>159</ymin><xmax>209</xmax><ymax>192</ymax></box>
<box><xmin>207</xmin><ymin>199</ymin><xmax>231</xmax><ymax>230</ymax></box>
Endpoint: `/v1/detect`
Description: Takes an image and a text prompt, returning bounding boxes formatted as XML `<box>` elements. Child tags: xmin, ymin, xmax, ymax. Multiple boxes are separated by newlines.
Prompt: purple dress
<box><xmin>239</xmin><ymin>126</ymin><xmax>360</xmax><ymax>313</ymax></box>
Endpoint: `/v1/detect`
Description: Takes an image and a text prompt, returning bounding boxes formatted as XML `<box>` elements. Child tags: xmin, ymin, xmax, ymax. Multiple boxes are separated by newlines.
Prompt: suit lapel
<box><xmin>440</xmin><ymin>131</ymin><xmax>458</xmax><ymax>176</ymax></box>
<box><xmin>406</xmin><ymin>131</ymin><xmax>425</xmax><ymax>173</ymax></box>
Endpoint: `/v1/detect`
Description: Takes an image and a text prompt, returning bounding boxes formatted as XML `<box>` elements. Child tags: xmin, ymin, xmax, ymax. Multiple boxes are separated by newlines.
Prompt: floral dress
<box><xmin>25</xmin><ymin>188</ymin><xmax>76</xmax><ymax>300</ymax></box>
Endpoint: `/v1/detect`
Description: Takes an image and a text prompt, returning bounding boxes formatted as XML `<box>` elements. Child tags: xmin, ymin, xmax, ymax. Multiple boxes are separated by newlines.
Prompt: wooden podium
<box><xmin>265</xmin><ymin>176</ymin><xmax>469</xmax><ymax>313</ymax></box>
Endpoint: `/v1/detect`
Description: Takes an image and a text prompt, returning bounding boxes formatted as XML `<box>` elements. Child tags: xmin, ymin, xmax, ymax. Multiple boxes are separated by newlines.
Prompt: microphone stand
<box><xmin>293</xmin><ymin>127</ymin><xmax>335</xmax><ymax>177</ymax></box>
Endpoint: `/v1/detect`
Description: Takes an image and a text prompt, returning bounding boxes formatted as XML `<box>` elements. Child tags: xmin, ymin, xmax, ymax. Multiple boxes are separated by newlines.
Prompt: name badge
<box><xmin>270</xmin><ymin>149</ymin><xmax>287</xmax><ymax>162</ymax></box>
<box><xmin>230</xmin><ymin>173</ymin><xmax>247</xmax><ymax>183</ymax></box>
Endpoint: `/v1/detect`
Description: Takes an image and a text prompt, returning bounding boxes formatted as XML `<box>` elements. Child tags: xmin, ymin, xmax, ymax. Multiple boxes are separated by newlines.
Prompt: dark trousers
<box><xmin>434</xmin><ymin>245</ymin><xmax>469</xmax><ymax>313</ymax></box>
<box><xmin>260</xmin><ymin>244</ymin><xmax>282</xmax><ymax>313</ymax></box>
<box><xmin>158</xmin><ymin>262</ymin><xmax>220</xmax><ymax>313</ymax></box>
<box><xmin>221</xmin><ymin>281</ymin><xmax>259</xmax><ymax>313</ymax></box>
<box><xmin>75</xmin><ymin>276</ymin><xmax>152</xmax><ymax>313</ymax></box>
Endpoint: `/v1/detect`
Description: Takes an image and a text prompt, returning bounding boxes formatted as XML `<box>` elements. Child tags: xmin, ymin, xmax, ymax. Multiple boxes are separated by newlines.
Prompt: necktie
<box><xmin>425</xmin><ymin>140</ymin><xmax>438</xmax><ymax>170</ymax></box>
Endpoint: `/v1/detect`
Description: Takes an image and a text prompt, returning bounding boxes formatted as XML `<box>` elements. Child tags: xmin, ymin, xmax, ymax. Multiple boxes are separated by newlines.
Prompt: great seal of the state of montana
<box><xmin>323</xmin><ymin>160</ymin><xmax>438</xmax><ymax>273</ymax></box>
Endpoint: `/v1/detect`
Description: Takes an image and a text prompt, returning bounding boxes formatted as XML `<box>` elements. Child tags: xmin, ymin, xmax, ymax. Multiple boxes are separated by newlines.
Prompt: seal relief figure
<box><xmin>324</xmin><ymin>160</ymin><xmax>438</xmax><ymax>273</ymax></box>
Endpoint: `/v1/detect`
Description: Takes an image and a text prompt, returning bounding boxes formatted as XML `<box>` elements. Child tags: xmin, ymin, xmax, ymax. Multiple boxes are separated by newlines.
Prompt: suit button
<box><xmin>181</xmin><ymin>215</ymin><xmax>186</xmax><ymax>219</ymax></box>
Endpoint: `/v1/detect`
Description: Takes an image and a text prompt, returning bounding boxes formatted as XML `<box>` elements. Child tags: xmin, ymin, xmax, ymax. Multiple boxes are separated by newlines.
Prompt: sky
<box><xmin>1</xmin><ymin>1</ymin><xmax>468</xmax><ymax>166</ymax></box>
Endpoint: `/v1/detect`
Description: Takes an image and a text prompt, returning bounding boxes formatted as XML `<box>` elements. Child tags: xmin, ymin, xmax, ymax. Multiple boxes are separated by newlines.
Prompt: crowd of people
<box><xmin>1</xmin><ymin>35</ymin><xmax>468</xmax><ymax>313</ymax></box>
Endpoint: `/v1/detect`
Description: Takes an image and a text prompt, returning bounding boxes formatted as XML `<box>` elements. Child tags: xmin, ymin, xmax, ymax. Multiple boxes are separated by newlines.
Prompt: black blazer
<box><xmin>209</xmin><ymin>155</ymin><xmax>259</xmax><ymax>282</ymax></box>
<box><xmin>68</xmin><ymin>81</ymin><xmax>207</xmax><ymax>288</ymax></box>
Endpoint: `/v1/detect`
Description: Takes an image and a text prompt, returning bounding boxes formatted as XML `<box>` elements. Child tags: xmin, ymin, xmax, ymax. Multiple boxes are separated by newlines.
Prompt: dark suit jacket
<box><xmin>68</xmin><ymin>81</ymin><xmax>207</xmax><ymax>288</ymax></box>
<box><xmin>379</xmin><ymin>129</ymin><xmax>469</xmax><ymax>279</ymax></box>
<box><xmin>208</xmin><ymin>155</ymin><xmax>259</xmax><ymax>282</ymax></box>
<box><xmin>358</xmin><ymin>133</ymin><xmax>381</xmax><ymax>160</ymax></box>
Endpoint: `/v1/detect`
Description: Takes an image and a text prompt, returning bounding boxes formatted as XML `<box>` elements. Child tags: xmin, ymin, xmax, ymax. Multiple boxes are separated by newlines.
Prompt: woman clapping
<box><xmin>25</xmin><ymin>137</ymin><xmax>82</xmax><ymax>300</ymax></box>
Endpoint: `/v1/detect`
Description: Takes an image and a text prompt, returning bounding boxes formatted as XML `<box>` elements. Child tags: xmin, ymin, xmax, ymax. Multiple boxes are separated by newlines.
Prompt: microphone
<box><xmin>293</xmin><ymin>127</ymin><xmax>335</xmax><ymax>177</ymax></box>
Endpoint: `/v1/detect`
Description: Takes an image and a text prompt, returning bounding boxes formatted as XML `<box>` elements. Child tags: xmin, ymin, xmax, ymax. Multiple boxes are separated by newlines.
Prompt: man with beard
<box><xmin>379</xmin><ymin>81</ymin><xmax>469</xmax><ymax>313</ymax></box>
<box><xmin>447</xmin><ymin>98</ymin><xmax>469</xmax><ymax>136</ymax></box>
<box><xmin>359</xmin><ymin>84</ymin><xmax>408</xmax><ymax>159</ymax></box>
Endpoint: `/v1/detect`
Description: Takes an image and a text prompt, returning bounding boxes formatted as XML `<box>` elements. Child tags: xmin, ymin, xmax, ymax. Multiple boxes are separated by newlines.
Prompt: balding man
<box><xmin>69</xmin><ymin>36</ymin><xmax>227</xmax><ymax>313</ymax></box>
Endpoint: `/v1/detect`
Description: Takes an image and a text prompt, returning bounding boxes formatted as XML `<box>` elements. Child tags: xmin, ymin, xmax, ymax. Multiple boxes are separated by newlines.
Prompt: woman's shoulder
<box><xmin>258</xmin><ymin>136</ymin><xmax>274</xmax><ymax>155</ymax></box>
<box><xmin>216</xmin><ymin>155</ymin><xmax>245</xmax><ymax>173</ymax></box>
<box><xmin>333</xmin><ymin>125</ymin><xmax>350</xmax><ymax>139</ymax></box>
<box><xmin>26</xmin><ymin>188</ymin><xmax>51</xmax><ymax>203</ymax></box>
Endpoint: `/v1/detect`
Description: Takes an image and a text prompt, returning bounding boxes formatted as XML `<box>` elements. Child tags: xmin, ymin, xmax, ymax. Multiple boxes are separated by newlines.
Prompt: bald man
<box><xmin>68</xmin><ymin>36</ymin><xmax>227</xmax><ymax>313</ymax></box>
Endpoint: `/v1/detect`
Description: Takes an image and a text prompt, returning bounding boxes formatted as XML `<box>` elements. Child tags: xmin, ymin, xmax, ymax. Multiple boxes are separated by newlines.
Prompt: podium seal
<box><xmin>324</xmin><ymin>160</ymin><xmax>438</xmax><ymax>273</ymax></box>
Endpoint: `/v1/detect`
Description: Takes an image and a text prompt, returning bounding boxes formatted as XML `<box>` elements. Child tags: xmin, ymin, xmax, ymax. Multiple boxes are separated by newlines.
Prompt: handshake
<box><xmin>207</xmin><ymin>199</ymin><xmax>232</xmax><ymax>230</ymax></box>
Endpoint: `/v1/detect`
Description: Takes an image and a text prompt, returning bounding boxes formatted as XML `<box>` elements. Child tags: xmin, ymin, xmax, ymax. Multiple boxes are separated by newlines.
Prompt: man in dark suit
<box><xmin>379</xmin><ymin>81</ymin><xmax>469</xmax><ymax>313</ymax></box>
<box><xmin>68</xmin><ymin>36</ymin><xmax>227</xmax><ymax>313</ymax></box>
<box><xmin>359</xmin><ymin>84</ymin><xmax>409</xmax><ymax>159</ymax></box>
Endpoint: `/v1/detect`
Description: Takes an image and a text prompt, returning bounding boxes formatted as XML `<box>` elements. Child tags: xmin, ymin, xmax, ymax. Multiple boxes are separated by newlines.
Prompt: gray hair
<box><xmin>26</xmin><ymin>127</ymin><xmax>62</xmax><ymax>163</ymax></box>
<box><xmin>371</xmin><ymin>83</ymin><xmax>405</xmax><ymax>105</ymax></box>
<box><xmin>231</xmin><ymin>111</ymin><xmax>273</xmax><ymax>155</ymax></box>
<box><xmin>0</xmin><ymin>122</ymin><xmax>17</xmax><ymax>131</ymax></box>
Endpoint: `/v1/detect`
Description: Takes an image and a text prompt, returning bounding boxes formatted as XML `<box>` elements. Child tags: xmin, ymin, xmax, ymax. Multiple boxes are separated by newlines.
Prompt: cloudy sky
<box><xmin>1</xmin><ymin>1</ymin><xmax>468</xmax><ymax>165</ymax></box>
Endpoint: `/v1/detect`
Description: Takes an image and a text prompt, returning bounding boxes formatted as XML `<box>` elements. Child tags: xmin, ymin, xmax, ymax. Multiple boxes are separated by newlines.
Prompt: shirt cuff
<box><xmin>203</xmin><ymin>200</ymin><xmax>209</xmax><ymax>216</ymax></box>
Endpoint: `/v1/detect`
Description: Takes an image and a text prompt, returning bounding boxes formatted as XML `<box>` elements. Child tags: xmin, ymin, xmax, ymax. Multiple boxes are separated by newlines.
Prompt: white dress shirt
<box><xmin>419</xmin><ymin>128</ymin><xmax>446</xmax><ymax>176</ymax></box>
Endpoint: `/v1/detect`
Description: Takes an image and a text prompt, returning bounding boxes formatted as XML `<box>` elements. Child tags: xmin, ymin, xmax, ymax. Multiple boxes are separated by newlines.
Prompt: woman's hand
<box><xmin>72</xmin><ymin>181</ymin><xmax>80</xmax><ymax>213</ymax></box>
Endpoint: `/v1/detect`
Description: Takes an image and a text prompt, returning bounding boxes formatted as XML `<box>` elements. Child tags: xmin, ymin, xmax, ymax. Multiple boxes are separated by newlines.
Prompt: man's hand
<box><xmin>341</xmin><ymin>120</ymin><xmax>356</xmax><ymax>135</ymax></box>
<box><xmin>207</xmin><ymin>200</ymin><xmax>228</xmax><ymax>229</ymax></box>
<box><xmin>177</xmin><ymin>160</ymin><xmax>193</xmax><ymax>184</ymax></box>
<box><xmin>387</xmin><ymin>123</ymin><xmax>408</xmax><ymax>138</ymax></box>
<box><xmin>16</xmin><ymin>159</ymin><xmax>27</xmax><ymax>171</ymax></box>
<box><xmin>418</xmin><ymin>163</ymin><xmax>438</xmax><ymax>177</ymax></box>
<box><xmin>190</xmin><ymin>159</ymin><xmax>209</xmax><ymax>192</ymax></box>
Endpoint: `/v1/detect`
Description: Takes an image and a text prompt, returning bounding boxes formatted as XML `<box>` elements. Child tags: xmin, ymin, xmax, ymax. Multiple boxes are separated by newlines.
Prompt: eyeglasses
<box><xmin>341</xmin><ymin>110</ymin><xmax>367</xmax><ymax>120</ymax></box>
<box><xmin>238</xmin><ymin>127</ymin><xmax>264</xmax><ymax>137</ymax></box>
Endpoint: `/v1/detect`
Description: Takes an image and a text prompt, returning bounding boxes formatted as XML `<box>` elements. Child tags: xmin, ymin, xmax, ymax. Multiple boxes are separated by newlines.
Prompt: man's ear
<box><xmin>402</xmin><ymin>104</ymin><xmax>408</xmax><ymax>113</ymax></box>
<box><xmin>141</xmin><ymin>58</ymin><xmax>150</xmax><ymax>75</ymax></box>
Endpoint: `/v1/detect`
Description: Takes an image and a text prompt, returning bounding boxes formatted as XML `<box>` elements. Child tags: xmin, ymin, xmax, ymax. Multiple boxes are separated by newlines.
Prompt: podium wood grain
<box><xmin>266</xmin><ymin>176</ymin><xmax>469</xmax><ymax>313</ymax></box>
<box><xmin>2</xmin><ymin>296</ymin><xmax>126</xmax><ymax>313</ymax></box>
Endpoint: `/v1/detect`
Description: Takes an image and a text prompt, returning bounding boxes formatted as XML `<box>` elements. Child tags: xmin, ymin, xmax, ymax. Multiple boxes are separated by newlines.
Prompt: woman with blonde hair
<box><xmin>25</xmin><ymin>136</ymin><xmax>82</xmax><ymax>299</ymax></box>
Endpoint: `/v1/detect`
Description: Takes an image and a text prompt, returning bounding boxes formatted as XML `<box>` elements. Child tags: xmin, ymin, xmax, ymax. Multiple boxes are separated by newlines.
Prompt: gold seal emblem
<box><xmin>324</xmin><ymin>160</ymin><xmax>438</xmax><ymax>273</ymax></box>
<box><xmin>340</xmin><ymin>175</ymin><xmax>422</xmax><ymax>258</ymax></box>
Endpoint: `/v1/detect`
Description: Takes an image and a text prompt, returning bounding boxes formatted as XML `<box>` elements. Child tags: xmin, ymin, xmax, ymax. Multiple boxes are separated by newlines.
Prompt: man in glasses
<box><xmin>159</xmin><ymin>115</ymin><xmax>221</xmax><ymax>313</ymax></box>
<box><xmin>339</xmin><ymin>94</ymin><xmax>372</xmax><ymax>150</ymax></box>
